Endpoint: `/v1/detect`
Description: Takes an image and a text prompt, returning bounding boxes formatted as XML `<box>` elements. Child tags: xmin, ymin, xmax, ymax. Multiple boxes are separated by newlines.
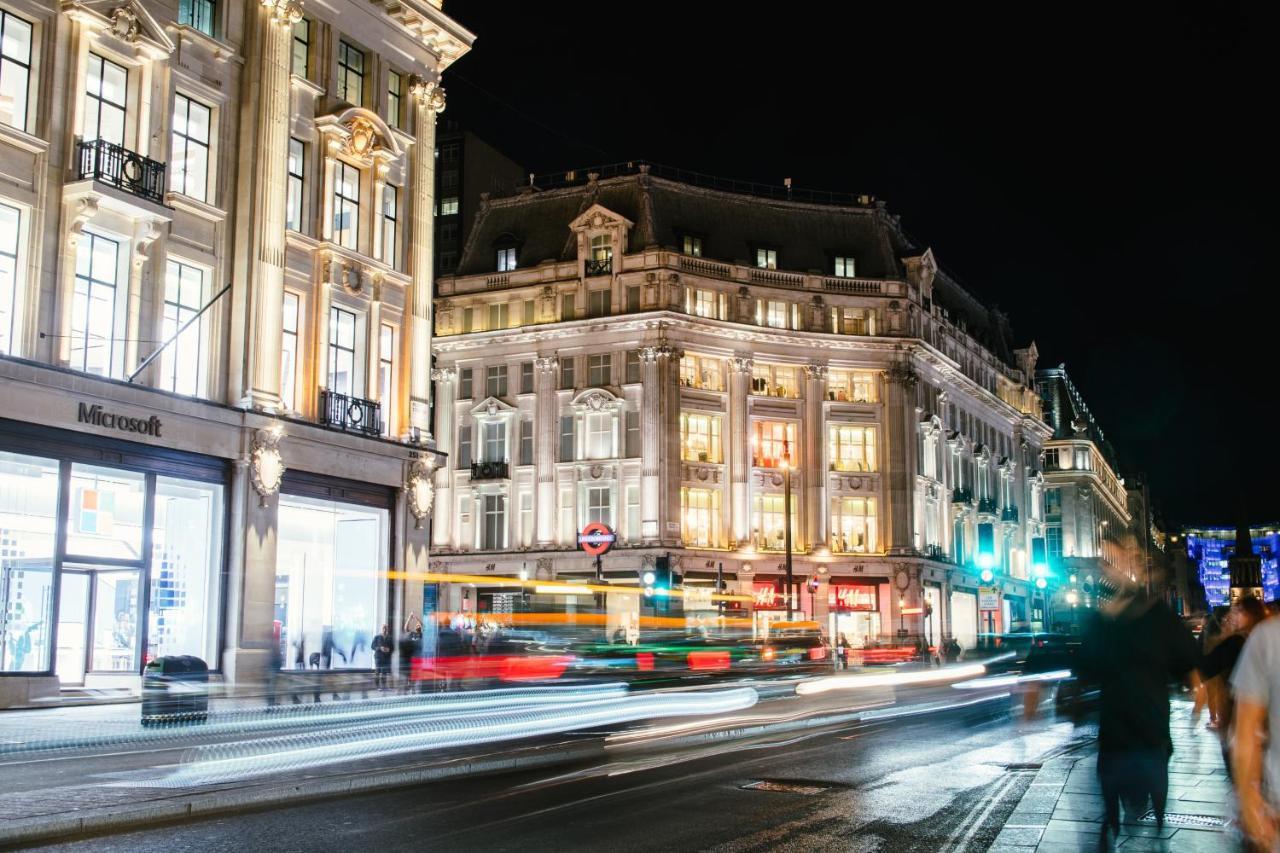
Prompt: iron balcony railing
<box><xmin>584</xmin><ymin>257</ymin><xmax>613</xmax><ymax>276</ymax></box>
<box><xmin>470</xmin><ymin>461</ymin><xmax>510</xmax><ymax>480</ymax></box>
<box><xmin>978</xmin><ymin>497</ymin><xmax>999</xmax><ymax>515</ymax></box>
<box><xmin>951</xmin><ymin>487</ymin><xmax>973</xmax><ymax>504</ymax></box>
<box><xmin>77</xmin><ymin>138</ymin><xmax>166</xmax><ymax>204</ymax></box>
<box><xmin>1001</xmin><ymin>505</ymin><xmax>1019</xmax><ymax>523</ymax></box>
<box><xmin>319</xmin><ymin>389</ymin><xmax>382</xmax><ymax>436</ymax></box>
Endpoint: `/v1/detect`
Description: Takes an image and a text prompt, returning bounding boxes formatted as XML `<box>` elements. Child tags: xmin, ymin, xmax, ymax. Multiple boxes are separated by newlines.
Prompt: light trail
<box><xmin>148</xmin><ymin>688</ymin><xmax>760</xmax><ymax>787</ymax></box>
<box><xmin>794</xmin><ymin>663</ymin><xmax>988</xmax><ymax>695</ymax></box>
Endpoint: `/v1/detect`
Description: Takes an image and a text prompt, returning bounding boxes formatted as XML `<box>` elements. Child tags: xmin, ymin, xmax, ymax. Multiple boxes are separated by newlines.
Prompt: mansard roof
<box><xmin>1035</xmin><ymin>365</ymin><xmax>1120</xmax><ymax>466</ymax></box>
<box><xmin>455</xmin><ymin>164</ymin><xmax>1022</xmax><ymax>366</ymax></box>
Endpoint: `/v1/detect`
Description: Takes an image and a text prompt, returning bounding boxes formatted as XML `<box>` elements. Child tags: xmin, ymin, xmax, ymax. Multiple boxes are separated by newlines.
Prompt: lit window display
<box><xmin>828</xmin><ymin>424</ymin><xmax>877</xmax><ymax>472</ymax></box>
<box><xmin>0</xmin><ymin>451</ymin><xmax>58</xmax><ymax>672</ymax></box>
<box><xmin>680</xmin><ymin>413</ymin><xmax>722</xmax><ymax>463</ymax></box>
<box><xmin>752</xmin><ymin>493</ymin><xmax>797</xmax><ymax>551</ymax></box>
<box><xmin>831</xmin><ymin>496</ymin><xmax>877</xmax><ymax>553</ymax></box>
<box><xmin>752</xmin><ymin>421</ymin><xmax>797</xmax><ymax>468</ymax></box>
<box><xmin>148</xmin><ymin>477</ymin><xmax>223</xmax><ymax>663</ymax></box>
<box><xmin>276</xmin><ymin>495</ymin><xmax>386</xmax><ymax>670</ymax></box>
<box><xmin>680</xmin><ymin>487</ymin><xmax>720</xmax><ymax>547</ymax></box>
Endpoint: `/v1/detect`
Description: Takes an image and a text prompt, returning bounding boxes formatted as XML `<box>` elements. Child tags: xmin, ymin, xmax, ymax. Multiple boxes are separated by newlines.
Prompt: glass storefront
<box><xmin>0</xmin><ymin>443</ymin><xmax>225</xmax><ymax>681</ymax></box>
<box><xmin>276</xmin><ymin>494</ymin><xmax>387</xmax><ymax>671</ymax></box>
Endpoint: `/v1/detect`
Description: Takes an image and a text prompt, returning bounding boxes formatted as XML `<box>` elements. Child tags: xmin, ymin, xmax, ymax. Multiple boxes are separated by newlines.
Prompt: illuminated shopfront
<box><xmin>826</xmin><ymin>583</ymin><xmax>881</xmax><ymax>648</ymax></box>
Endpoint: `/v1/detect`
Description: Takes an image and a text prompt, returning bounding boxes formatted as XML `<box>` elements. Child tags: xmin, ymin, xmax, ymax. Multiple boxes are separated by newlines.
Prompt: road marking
<box><xmin>939</xmin><ymin>772</ymin><xmax>1021</xmax><ymax>852</ymax></box>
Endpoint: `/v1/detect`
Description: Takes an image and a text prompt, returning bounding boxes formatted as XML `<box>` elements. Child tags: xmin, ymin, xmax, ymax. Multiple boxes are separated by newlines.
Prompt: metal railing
<box><xmin>319</xmin><ymin>390</ymin><xmax>382</xmax><ymax>436</ymax></box>
<box><xmin>951</xmin><ymin>487</ymin><xmax>973</xmax><ymax>504</ymax></box>
<box><xmin>470</xmin><ymin>461</ymin><xmax>510</xmax><ymax>480</ymax></box>
<box><xmin>1001</xmin><ymin>505</ymin><xmax>1020</xmax><ymax>522</ymax></box>
<box><xmin>978</xmin><ymin>497</ymin><xmax>999</xmax><ymax>515</ymax></box>
<box><xmin>77</xmin><ymin>138</ymin><xmax>166</xmax><ymax>204</ymax></box>
<box><xmin>584</xmin><ymin>258</ymin><xmax>613</xmax><ymax>276</ymax></box>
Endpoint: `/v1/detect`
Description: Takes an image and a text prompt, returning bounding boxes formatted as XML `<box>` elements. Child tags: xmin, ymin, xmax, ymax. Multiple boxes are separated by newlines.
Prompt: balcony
<box><xmin>923</xmin><ymin>543</ymin><xmax>946</xmax><ymax>560</ymax></box>
<box><xmin>77</xmin><ymin>138</ymin><xmax>166</xmax><ymax>205</ymax></box>
<box><xmin>318</xmin><ymin>390</ymin><xmax>382</xmax><ymax>437</ymax></box>
<box><xmin>1001</xmin><ymin>505</ymin><xmax>1019</xmax><ymax>523</ymax></box>
<box><xmin>470</xmin><ymin>461</ymin><xmax>510</xmax><ymax>480</ymax></box>
<box><xmin>584</xmin><ymin>257</ymin><xmax>613</xmax><ymax>276</ymax></box>
<box><xmin>978</xmin><ymin>497</ymin><xmax>999</xmax><ymax>515</ymax></box>
<box><xmin>951</xmin><ymin>487</ymin><xmax>973</xmax><ymax>504</ymax></box>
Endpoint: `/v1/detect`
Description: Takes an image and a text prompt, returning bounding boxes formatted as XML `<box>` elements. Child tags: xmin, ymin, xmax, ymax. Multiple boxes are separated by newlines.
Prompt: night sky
<box><xmin>441</xmin><ymin>2</ymin><xmax>1274</xmax><ymax>526</ymax></box>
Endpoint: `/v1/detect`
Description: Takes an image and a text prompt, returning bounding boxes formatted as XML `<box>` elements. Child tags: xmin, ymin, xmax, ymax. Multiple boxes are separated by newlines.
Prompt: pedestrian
<box><xmin>1232</xmin><ymin>603</ymin><xmax>1279</xmax><ymax>851</ymax></box>
<box><xmin>1197</xmin><ymin>606</ymin><xmax>1229</xmax><ymax>729</ymax></box>
<box><xmin>1197</xmin><ymin>596</ymin><xmax>1267</xmax><ymax>779</ymax></box>
<box><xmin>399</xmin><ymin>613</ymin><xmax>423</xmax><ymax>692</ymax></box>
<box><xmin>372</xmin><ymin>623</ymin><xmax>394</xmax><ymax>690</ymax></box>
<box><xmin>838</xmin><ymin>633</ymin><xmax>852</xmax><ymax>670</ymax></box>
<box><xmin>1076</xmin><ymin>571</ymin><xmax>1199</xmax><ymax>843</ymax></box>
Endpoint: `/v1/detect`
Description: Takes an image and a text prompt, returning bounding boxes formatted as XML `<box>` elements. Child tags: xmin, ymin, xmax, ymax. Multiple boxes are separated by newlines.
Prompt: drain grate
<box><xmin>1004</xmin><ymin>763</ymin><xmax>1042</xmax><ymax>771</ymax></box>
<box><xmin>1139</xmin><ymin>810</ymin><xmax>1227</xmax><ymax>829</ymax></box>
<box><xmin>742</xmin><ymin>780</ymin><xmax>832</xmax><ymax>795</ymax></box>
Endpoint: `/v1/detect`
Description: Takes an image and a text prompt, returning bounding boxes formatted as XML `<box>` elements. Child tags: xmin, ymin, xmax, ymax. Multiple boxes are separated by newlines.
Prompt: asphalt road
<box><xmin>27</xmin><ymin>694</ymin><xmax>1091</xmax><ymax>852</ymax></box>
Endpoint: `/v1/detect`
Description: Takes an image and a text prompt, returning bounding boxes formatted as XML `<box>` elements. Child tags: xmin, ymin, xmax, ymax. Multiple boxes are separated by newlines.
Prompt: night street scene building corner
<box><xmin>0</xmin><ymin>0</ymin><xmax>472</xmax><ymax>707</ymax></box>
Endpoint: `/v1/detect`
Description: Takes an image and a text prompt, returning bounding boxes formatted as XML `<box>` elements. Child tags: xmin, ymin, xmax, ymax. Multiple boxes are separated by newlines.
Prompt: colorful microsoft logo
<box><xmin>77</xmin><ymin>488</ymin><xmax>116</xmax><ymax>535</ymax></box>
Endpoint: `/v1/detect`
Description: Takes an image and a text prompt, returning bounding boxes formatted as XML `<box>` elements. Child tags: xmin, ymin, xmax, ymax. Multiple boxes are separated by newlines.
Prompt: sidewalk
<box><xmin>993</xmin><ymin>700</ymin><xmax>1235</xmax><ymax>852</ymax></box>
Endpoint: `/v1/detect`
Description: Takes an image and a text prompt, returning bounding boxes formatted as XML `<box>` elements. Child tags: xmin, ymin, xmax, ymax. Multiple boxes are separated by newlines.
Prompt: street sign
<box><xmin>978</xmin><ymin>586</ymin><xmax>1000</xmax><ymax>611</ymax></box>
<box><xmin>577</xmin><ymin>522</ymin><xmax>616</xmax><ymax>557</ymax></box>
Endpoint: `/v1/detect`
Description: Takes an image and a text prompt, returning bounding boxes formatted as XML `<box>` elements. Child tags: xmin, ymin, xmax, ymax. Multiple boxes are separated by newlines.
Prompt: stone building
<box><xmin>430</xmin><ymin>163</ymin><xmax>1052</xmax><ymax>650</ymax></box>
<box><xmin>432</xmin><ymin>119</ymin><xmax>524</xmax><ymax>276</ymax></box>
<box><xmin>0</xmin><ymin>0</ymin><xmax>471</xmax><ymax>706</ymax></box>
<box><xmin>1035</xmin><ymin>365</ymin><xmax>1138</xmax><ymax>625</ymax></box>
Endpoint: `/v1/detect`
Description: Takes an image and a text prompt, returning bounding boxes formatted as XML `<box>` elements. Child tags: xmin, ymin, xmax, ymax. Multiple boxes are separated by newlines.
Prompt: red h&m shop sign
<box><xmin>828</xmin><ymin>585</ymin><xmax>877</xmax><ymax>611</ymax></box>
<box><xmin>753</xmin><ymin>582</ymin><xmax>788</xmax><ymax>610</ymax></box>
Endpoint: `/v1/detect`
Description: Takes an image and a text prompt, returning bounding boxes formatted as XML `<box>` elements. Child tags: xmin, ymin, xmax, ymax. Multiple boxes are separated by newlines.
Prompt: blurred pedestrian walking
<box><xmin>1077</xmin><ymin>572</ymin><xmax>1199</xmax><ymax>844</ymax></box>
<box><xmin>1198</xmin><ymin>596</ymin><xmax>1267</xmax><ymax>779</ymax></box>
<box><xmin>1231</xmin><ymin>605</ymin><xmax>1280</xmax><ymax>851</ymax></box>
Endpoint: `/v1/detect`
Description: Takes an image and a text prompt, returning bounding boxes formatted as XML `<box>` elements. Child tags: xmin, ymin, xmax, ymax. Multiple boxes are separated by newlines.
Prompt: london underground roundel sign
<box><xmin>578</xmin><ymin>522</ymin><xmax>616</xmax><ymax>557</ymax></box>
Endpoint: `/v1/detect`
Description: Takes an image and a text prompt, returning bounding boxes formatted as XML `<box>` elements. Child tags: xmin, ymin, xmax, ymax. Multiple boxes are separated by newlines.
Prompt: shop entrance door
<box><xmin>55</xmin><ymin>572</ymin><xmax>90</xmax><ymax>685</ymax></box>
<box><xmin>55</xmin><ymin>567</ymin><xmax>141</xmax><ymax>685</ymax></box>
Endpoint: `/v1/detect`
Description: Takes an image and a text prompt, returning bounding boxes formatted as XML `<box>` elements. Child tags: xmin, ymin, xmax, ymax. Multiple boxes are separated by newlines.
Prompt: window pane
<box><xmin>148</xmin><ymin>477</ymin><xmax>223</xmax><ymax>663</ymax></box>
<box><xmin>91</xmin><ymin>570</ymin><xmax>139</xmax><ymax>672</ymax></box>
<box><xmin>0</xmin><ymin>451</ymin><xmax>59</xmax><ymax>672</ymax></box>
<box><xmin>0</xmin><ymin>12</ymin><xmax>33</xmax><ymax>131</ymax></box>
<box><xmin>276</xmin><ymin>495</ymin><xmax>386</xmax><ymax>670</ymax></box>
<box><xmin>66</xmin><ymin>464</ymin><xmax>145</xmax><ymax>560</ymax></box>
<box><xmin>0</xmin><ymin>201</ymin><xmax>19</xmax><ymax>355</ymax></box>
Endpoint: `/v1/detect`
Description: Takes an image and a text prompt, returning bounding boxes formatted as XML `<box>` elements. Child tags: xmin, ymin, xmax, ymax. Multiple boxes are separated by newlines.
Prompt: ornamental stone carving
<box><xmin>887</xmin><ymin>360</ymin><xmax>918</xmax><ymax>387</ymax></box>
<box><xmin>638</xmin><ymin>345</ymin><xmax>675</xmax><ymax>363</ymax></box>
<box><xmin>409</xmin><ymin>77</ymin><xmax>447</xmax><ymax>113</ymax></box>
<box><xmin>804</xmin><ymin>363</ymin><xmax>828</xmax><ymax>380</ymax></box>
<box><xmin>346</xmin><ymin>117</ymin><xmax>379</xmax><ymax>158</ymax></box>
<box><xmin>110</xmin><ymin>7</ymin><xmax>140</xmax><ymax>41</ymax></box>
<box><xmin>730</xmin><ymin>356</ymin><xmax>754</xmax><ymax>374</ymax></box>
<box><xmin>534</xmin><ymin>356</ymin><xmax>559</xmax><ymax>373</ymax></box>
<box><xmin>430</xmin><ymin>366</ymin><xmax>457</xmax><ymax>383</ymax></box>
<box><xmin>262</xmin><ymin>0</ymin><xmax>303</xmax><ymax>26</ymax></box>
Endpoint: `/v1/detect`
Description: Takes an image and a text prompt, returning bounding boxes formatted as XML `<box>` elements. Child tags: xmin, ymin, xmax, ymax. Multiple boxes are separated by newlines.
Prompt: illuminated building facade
<box><xmin>0</xmin><ymin>0</ymin><xmax>471</xmax><ymax>707</ymax></box>
<box><xmin>1182</xmin><ymin>525</ymin><xmax>1279</xmax><ymax>607</ymax></box>
<box><xmin>430</xmin><ymin>164</ymin><xmax>1052</xmax><ymax>649</ymax></box>
<box><xmin>1035</xmin><ymin>366</ymin><xmax>1138</xmax><ymax>621</ymax></box>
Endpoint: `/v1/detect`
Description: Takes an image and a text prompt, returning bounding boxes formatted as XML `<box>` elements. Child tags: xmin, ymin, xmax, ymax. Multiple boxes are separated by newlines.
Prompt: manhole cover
<box><xmin>742</xmin><ymin>780</ymin><xmax>831</xmax><ymax>795</ymax></box>
<box><xmin>1139</xmin><ymin>810</ymin><xmax>1226</xmax><ymax>829</ymax></box>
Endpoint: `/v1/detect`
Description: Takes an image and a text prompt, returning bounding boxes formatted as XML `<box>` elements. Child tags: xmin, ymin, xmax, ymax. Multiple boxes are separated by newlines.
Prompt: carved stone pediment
<box><xmin>67</xmin><ymin>0</ymin><xmax>176</xmax><ymax>57</ymax></box>
<box><xmin>315</xmin><ymin>108</ymin><xmax>405</xmax><ymax>164</ymax></box>
<box><xmin>568</xmin><ymin>203</ymin><xmax>634</xmax><ymax>233</ymax></box>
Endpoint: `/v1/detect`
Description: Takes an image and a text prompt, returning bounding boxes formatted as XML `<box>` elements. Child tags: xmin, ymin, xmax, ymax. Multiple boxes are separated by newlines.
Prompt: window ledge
<box><xmin>173</xmin><ymin>25</ymin><xmax>243</xmax><ymax>64</ymax></box>
<box><xmin>0</xmin><ymin>122</ymin><xmax>49</xmax><ymax>155</ymax></box>
<box><xmin>291</xmin><ymin>75</ymin><xmax>326</xmax><ymax>97</ymax></box>
<box><xmin>165</xmin><ymin>192</ymin><xmax>226</xmax><ymax>222</ymax></box>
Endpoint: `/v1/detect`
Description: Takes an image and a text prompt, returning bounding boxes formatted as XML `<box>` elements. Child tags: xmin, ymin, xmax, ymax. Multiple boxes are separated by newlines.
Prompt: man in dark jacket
<box><xmin>1077</xmin><ymin>582</ymin><xmax>1199</xmax><ymax>843</ymax></box>
<box><xmin>372</xmin><ymin>624</ymin><xmax>394</xmax><ymax>690</ymax></box>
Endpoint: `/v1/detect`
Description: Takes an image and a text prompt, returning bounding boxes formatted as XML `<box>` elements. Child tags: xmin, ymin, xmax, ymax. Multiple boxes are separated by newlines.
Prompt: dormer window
<box><xmin>496</xmin><ymin>246</ymin><xmax>516</xmax><ymax>272</ymax></box>
<box><xmin>586</xmin><ymin>234</ymin><xmax>612</xmax><ymax>275</ymax></box>
<box><xmin>683</xmin><ymin>235</ymin><xmax>703</xmax><ymax>257</ymax></box>
<box><xmin>833</xmin><ymin>256</ymin><xmax>856</xmax><ymax>278</ymax></box>
<box><xmin>755</xmin><ymin>248</ymin><xmax>777</xmax><ymax>270</ymax></box>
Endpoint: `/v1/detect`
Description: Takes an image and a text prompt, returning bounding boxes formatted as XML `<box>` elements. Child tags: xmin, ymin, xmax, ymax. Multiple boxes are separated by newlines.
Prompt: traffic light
<box><xmin>640</xmin><ymin>568</ymin><xmax>656</xmax><ymax>597</ymax></box>
<box><xmin>654</xmin><ymin>556</ymin><xmax>673</xmax><ymax>595</ymax></box>
<box><xmin>976</xmin><ymin>523</ymin><xmax>995</xmax><ymax>571</ymax></box>
<box><xmin>1030</xmin><ymin>536</ymin><xmax>1049</xmax><ymax>588</ymax></box>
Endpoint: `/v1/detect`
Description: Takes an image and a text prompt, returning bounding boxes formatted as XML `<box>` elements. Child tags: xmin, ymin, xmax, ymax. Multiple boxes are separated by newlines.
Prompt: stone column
<box><xmin>534</xmin><ymin>356</ymin><xmax>559</xmax><ymax>546</ymax></box>
<box><xmin>430</xmin><ymin>367</ymin><xmax>456</xmax><ymax>549</ymax></box>
<box><xmin>884</xmin><ymin>358</ymin><xmax>919</xmax><ymax>554</ymax></box>
<box><xmin>244</xmin><ymin>0</ymin><xmax>302</xmax><ymax>411</ymax></box>
<box><xmin>223</xmin><ymin>451</ymin><xmax>278</xmax><ymax>693</ymax></box>
<box><xmin>639</xmin><ymin>346</ymin><xmax>675</xmax><ymax>543</ymax></box>
<box><xmin>804</xmin><ymin>363</ymin><xmax>828</xmax><ymax>551</ymax></box>
<box><xmin>728</xmin><ymin>356</ymin><xmax>752</xmax><ymax>546</ymax></box>
<box><xmin>407</xmin><ymin>78</ymin><xmax>447</xmax><ymax>439</ymax></box>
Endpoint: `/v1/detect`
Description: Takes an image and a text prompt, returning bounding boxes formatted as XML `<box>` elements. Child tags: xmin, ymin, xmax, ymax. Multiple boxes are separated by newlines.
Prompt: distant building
<box><xmin>1035</xmin><ymin>366</ymin><xmax>1139</xmax><ymax>622</ymax></box>
<box><xmin>434</xmin><ymin>122</ymin><xmax>526</xmax><ymax>276</ymax></box>
<box><xmin>1181</xmin><ymin>524</ymin><xmax>1279</xmax><ymax>607</ymax></box>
